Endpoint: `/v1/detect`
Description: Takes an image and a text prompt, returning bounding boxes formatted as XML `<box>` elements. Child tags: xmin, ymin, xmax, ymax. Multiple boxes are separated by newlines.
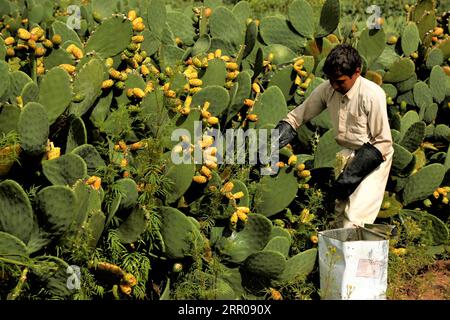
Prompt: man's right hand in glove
<box><xmin>274</xmin><ymin>121</ymin><xmax>297</xmax><ymax>149</ymax></box>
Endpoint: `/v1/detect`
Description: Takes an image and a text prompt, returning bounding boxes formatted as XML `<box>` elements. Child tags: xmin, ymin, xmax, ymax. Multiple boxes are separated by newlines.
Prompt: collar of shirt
<box><xmin>342</xmin><ymin>75</ymin><xmax>361</xmax><ymax>101</ymax></box>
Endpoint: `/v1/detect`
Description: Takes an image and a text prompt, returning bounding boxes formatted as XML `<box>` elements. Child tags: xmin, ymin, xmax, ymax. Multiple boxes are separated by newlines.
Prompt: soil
<box><xmin>399</xmin><ymin>260</ymin><xmax>449</xmax><ymax>300</ymax></box>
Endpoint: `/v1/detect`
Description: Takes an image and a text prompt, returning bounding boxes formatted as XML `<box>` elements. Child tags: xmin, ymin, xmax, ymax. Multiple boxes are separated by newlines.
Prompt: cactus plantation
<box><xmin>0</xmin><ymin>0</ymin><xmax>448</xmax><ymax>300</ymax></box>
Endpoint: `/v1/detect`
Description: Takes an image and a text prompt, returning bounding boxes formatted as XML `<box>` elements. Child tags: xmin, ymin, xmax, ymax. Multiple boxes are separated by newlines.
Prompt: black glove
<box><xmin>274</xmin><ymin>121</ymin><xmax>297</xmax><ymax>149</ymax></box>
<box><xmin>333</xmin><ymin>143</ymin><xmax>384</xmax><ymax>200</ymax></box>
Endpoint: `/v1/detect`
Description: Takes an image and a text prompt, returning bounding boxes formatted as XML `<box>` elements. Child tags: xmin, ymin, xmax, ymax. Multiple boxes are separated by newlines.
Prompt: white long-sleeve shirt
<box><xmin>282</xmin><ymin>76</ymin><xmax>393</xmax><ymax>157</ymax></box>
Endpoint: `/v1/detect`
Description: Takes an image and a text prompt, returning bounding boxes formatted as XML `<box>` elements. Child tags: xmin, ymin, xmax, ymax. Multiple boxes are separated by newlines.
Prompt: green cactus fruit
<box><xmin>273</xmin><ymin>248</ymin><xmax>317</xmax><ymax>286</ymax></box>
<box><xmin>263</xmin><ymin>236</ymin><xmax>291</xmax><ymax>257</ymax></box>
<box><xmin>158</xmin><ymin>206</ymin><xmax>203</xmax><ymax>259</ymax></box>
<box><xmin>259</xmin><ymin>16</ymin><xmax>306</xmax><ymax>52</ymax></box>
<box><xmin>0</xmin><ymin>231</ymin><xmax>29</xmax><ymax>262</ymax></box>
<box><xmin>36</xmin><ymin>185</ymin><xmax>77</xmax><ymax>237</ymax></box>
<box><xmin>71</xmin><ymin>144</ymin><xmax>106</xmax><ymax>176</ymax></box>
<box><xmin>249</xmin><ymin>85</ymin><xmax>288</xmax><ymax>129</ymax></box>
<box><xmin>243</xmin><ymin>250</ymin><xmax>286</xmax><ymax>279</ymax></box>
<box><xmin>357</xmin><ymin>28</ymin><xmax>386</xmax><ymax>68</ymax></box>
<box><xmin>254</xmin><ymin>167</ymin><xmax>298</xmax><ymax>217</ymax></box>
<box><xmin>377</xmin><ymin>192</ymin><xmax>403</xmax><ymax>218</ymax></box>
<box><xmin>17</xmin><ymin>102</ymin><xmax>49</xmax><ymax>156</ymax></box>
<box><xmin>38</xmin><ymin>67</ymin><xmax>72</xmax><ymax>125</ymax></box>
<box><xmin>116</xmin><ymin>206</ymin><xmax>149</xmax><ymax>244</ymax></box>
<box><xmin>69</xmin><ymin>58</ymin><xmax>104</xmax><ymax>117</ymax></box>
<box><xmin>401</xmin><ymin>22</ymin><xmax>420</xmax><ymax>57</ymax></box>
<box><xmin>314</xmin><ymin>129</ymin><xmax>342</xmax><ymax>168</ymax></box>
<box><xmin>0</xmin><ymin>180</ymin><xmax>34</xmax><ymax>244</ymax></box>
<box><xmin>66</xmin><ymin>116</ymin><xmax>87</xmax><ymax>153</ymax></box>
<box><xmin>288</xmin><ymin>0</ymin><xmax>315</xmax><ymax>39</ymax></box>
<box><xmin>85</xmin><ymin>16</ymin><xmax>133</xmax><ymax>58</ymax></box>
<box><xmin>399</xmin><ymin>121</ymin><xmax>425</xmax><ymax>153</ymax></box>
<box><xmin>215</xmin><ymin>213</ymin><xmax>272</xmax><ymax>263</ymax></box>
<box><xmin>42</xmin><ymin>153</ymin><xmax>87</xmax><ymax>186</ymax></box>
<box><xmin>201</xmin><ymin>58</ymin><xmax>227</xmax><ymax>87</ymax></box>
<box><xmin>429</xmin><ymin>66</ymin><xmax>447</xmax><ymax>103</ymax></box>
<box><xmin>192</xmin><ymin>85</ymin><xmax>230</xmax><ymax>116</ymax></box>
<box><xmin>383</xmin><ymin>58</ymin><xmax>415</xmax><ymax>83</ymax></box>
<box><xmin>114</xmin><ymin>178</ymin><xmax>139</xmax><ymax>209</ymax></box>
<box><xmin>402</xmin><ymin>164</ymin><xmax>446</xmax><ymax>206</ymax></box>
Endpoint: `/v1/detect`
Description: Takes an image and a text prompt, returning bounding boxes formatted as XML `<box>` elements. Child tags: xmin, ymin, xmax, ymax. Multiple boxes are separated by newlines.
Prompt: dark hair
<box><xmin>322</xmin><ymin>44</ymin><xmax>362</xmax><ymax>78</ymax></box>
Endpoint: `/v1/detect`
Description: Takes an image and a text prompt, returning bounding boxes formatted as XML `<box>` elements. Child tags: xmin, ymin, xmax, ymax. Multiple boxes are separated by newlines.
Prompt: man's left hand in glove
<box><xmin>333</xmin><ymin>143</ymin><xmax>384</xmax><ymax>200</ymax></box>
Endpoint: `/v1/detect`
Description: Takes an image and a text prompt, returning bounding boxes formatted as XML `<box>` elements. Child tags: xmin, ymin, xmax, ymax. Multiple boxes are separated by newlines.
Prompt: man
<box><xmin>275</xmin><ymin>44</ymin><xmax>393</xmax><ymax>228</ymax></box>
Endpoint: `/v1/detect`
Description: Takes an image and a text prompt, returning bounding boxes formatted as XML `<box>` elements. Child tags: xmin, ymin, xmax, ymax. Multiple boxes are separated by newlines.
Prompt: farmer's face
<box><xmin>328</xmin><ymin>68</ymin><xmax>361</xmax><ymax>94</ymax></box>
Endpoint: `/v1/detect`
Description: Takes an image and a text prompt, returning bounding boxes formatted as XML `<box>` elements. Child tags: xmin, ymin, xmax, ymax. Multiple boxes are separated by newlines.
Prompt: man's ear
<box><xmin>354</xmin><ymin>67</ymin><xmax>361</xmax><ymax>77</ymax></box>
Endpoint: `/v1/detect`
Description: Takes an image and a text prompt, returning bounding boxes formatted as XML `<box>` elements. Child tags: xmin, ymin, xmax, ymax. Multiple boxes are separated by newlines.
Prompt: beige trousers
<box><xmin>333</xmin><ymin>148</ymin><xmax>393</xmax><ymax>228</ymax></box>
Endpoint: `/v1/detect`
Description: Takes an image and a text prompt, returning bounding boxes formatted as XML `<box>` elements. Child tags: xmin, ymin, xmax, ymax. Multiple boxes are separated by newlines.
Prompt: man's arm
<box><xmin>366</xmin><ymin>89</ymin><xmax>393</xmax><ymax>159</ymax></box>
<box><xmin>275</xmin><ymin>82</ymin><xmax>328</xmax><ymax>148</ymax></box>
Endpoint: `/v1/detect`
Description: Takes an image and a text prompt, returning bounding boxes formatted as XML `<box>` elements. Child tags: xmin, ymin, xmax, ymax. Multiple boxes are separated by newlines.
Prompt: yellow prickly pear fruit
<box><xmin>193</xmin><ymin>175</ymin><xmax>208</xmax><ymax>183</ymax></box>
<box><xmin>119</xmin><ymin>284</ymin><xmax>132</xmax><ymax>296</ymax></box>
<box><xmin>127</xmin><ymin>10</ymin><xmax>137</xmax><ymax>21</ymax></box>
<box><xmin>201</xmin><ymin>57</ymin><xmax>209</xmax><ymax>67</ymax></box>
<box><xmin>190</xmin><ymin>87</ymin><xmax>202</xmax><ymax>95</ymax></box>
<box><xmin>185</xmin><ymin>71</ymin><xmax>198</xmax><ymax>79</ymax></box>
<box><xmin>36</xmin><ymin>66</ymin><xmax>45</xmax><ymax>75</ymax></box>
<box><xmin>132</xmin><ymin>35</ymin><xmax>144</xmax><ymax>43</ymax></box>
<box><xmin>226</xmin><ymin>71</ymin><xmax>238</xmax><ymax>80</ymax></box>
<box><xmin>202</xmin><ymin>110</ymin><xmax>211</xmax><ymax>119</ymax></box>
<box><xmin>220</xmin><ymin>181</ymin><xmax>234</xmax><ymax>193</ymax></box>
<box><xmin>51</xmin><ymin>34</ymin><xmax>62</xmax><ymax>45</ymax></box>
<box><xmin>205</xmin><ymin>160</ymin><xmax>218</xmax><ymax>170</ymax></box>
<box><xmin>31</xmin><ymin>26</ymin><xmax>44</xmax><ymax>39</ymax></box>
<box><xmin>42</xmin><ymin>39</ymin><xmax>53</xmax><ymax>49</ymax></box>
<box><xmin>201</xmin><ymin>136</ymin><xmax>214</xmax><ymax>149</ymax></box>
<box><xmin>270</xmin><ymin>288</ymin><xmax>282</xmax><ymax>300</ymax></box>
<box><xmin>207</xmin><ymin>116</ymin><xmax>219</xmax><ymax>126</ymax></box>
<box><xmin>232</xmin><ymin>191</ymin><xmax>244</xmax><ymax>199</ymax></box>
<box><xmin>4</xmin><ymin>37</ymin><xmax>15</xmax><ymax>45</ymax></box>
<box><xmin>17</xmin><ymin>28</ymin><xmax>31</xmax><ymax>40</ymax></box>
<box><xmin>46</xmin><ymin>142</ymin><xmax>61</xmax><ymax>160</ymax></box>
<box><xmin>141</xmin><ymin>64</ymin><xmax>150</xmax><ymax>76</ymax></box>
<box><xmin>236</xmin><ymin>206</ymin><xmax>250</xmax><ymax>214</ymax></box>
<box><xmin>102</xmin><ymin>79</ymin><xmax>114</xmax><ymax>89</ymax></box>
<box><xmin>189</xmin><ymin>79</ymin><xmax>203</xmax><ymax>87</ymax></box>
<box><xmin>310</xmin><ymin>235</ymin><xmax>319</xmax><ymax>244</ymax></box>
<box><xmin>244</xmin><ymin>99</ymin><xmax>255</xmax><ymax>107</ymax></box>
<box><xmin>165</xmin><ymin>90</ymin><xmax>177</xmax><ymax>98</ymax></box>
<box><xmin>180</xmin><ymin>106</ymin><xmax>191</xmax><ymax>115</ymax></box>
<box><xmin>433</xmin><ymin>191</ymin><xmax>440</xmax><ymax>199</ymax></box>
<box><xmin>175</xmin><ymin>37</ymin><xmax>183</xmax><ymax>46</ymax></box>
<box><xmin>220</xmin><ymin>55</ymin><xmax>231</xmax><ymax>62</ymax></box>
<box><xmin>105</xmin><ymin>58</ymin><xmax>114</xmax><ymax>68</ymax></box>
<box><xmin>226</xmin><ymin>62</ymin><xmax>239</xmax><ymax>71</ymax></box>
<box><xmin>109</xmin><ymin>69</ymin><xmax>122</xmax><ymax>80</ymax></box>
<box><xmin>288</xmin><ymin>155</ymin><xmax>297</xmax><ymax>166</ymax></box>
<box><xmin>6</xmin><ymin>48</ymin><xmax>16</xmax><ymax>57</ymax></box>
<box><xmin>34</xmin><ymin>47</ymin><xmax>46</xmax><ymax>57</ymax></box>
<box><xmin>296</xmin><ymin>163</ymin><xmax>305</xmax><ymax>171</ymax></box>
<box><xmin>132</xmin><ymin>88</ymin><xmax>146</xmax><ymax>98</ymax></box>
<box><xmin>184</xmin><ymin>95</ymin><xmax>192</xmax><ymax>109</ymax></box>
<box><xmin>59</xmin><ymin>64</ymin><xmax>76</xmax><ymax>74</ymax></box>
<box><xmin>236</xmin><ymin>210</ymin><xmax>248</xmax><ymax>223</ymax></box>
<box><xmin>433</xmin><ymin>27</ymin><xmax>444</xmax><ymax>36</ymax></box>
<box><xmin>214</xmin><ymin>49</ymin><xmax>222</xmax><ymax>58</ymax></box>
<box><xmin>133</xmin><ymin>22</ymin><xmax>145</xmax><ymax>32</ymax></box>
<box><xmin>294</xmin><ymin>58</ymin><xmax>304</xmax><ymax>67</ymax></box>
<box><xmin>276</xmin><ymin>161</ymin><xmax>285</xmax><ymax>168</ymax></box>
<box><xmin>123</xmin><ymin>273</ymin><xmax>137</xmax><ymax>287</ymax></box>
<box><xmin>200</xmin><ymin>166</ymin><xmax>212</xmax><ymax>178</ymax></box>
<box><xmin>230</xmin><ymin>211</ymin><xmax>238</xmax><ymax>226</ymax></box>
<box><xmin>299</xmin><ymin>170</ymin><xmax>311</xmax><ymax>178</ymax></box>
<box><xmin>207</xmin><ymin>52</ymin><xmax>215</xmax><ymax>60</ymax></box>
<box><xmin>120</xmin><ymin>158</ymin><xmax>128</xmax><ymax>168</ymax></box>
<box><xmin>192</xmin><ymin>56</ymin><xmax>203</xmax><ymax>68</ymax></box>
<box><xmin>387</xmin><ymin>35</ymin><xmax>398</xmax><ymax>45</ymax></box>
<box><xmin>130</xmin><ymin>141</ymin><xmax>146</xmax><ymax>150</ymax></box>
<box><xmin>252</xmin><ymin>82</ymin><xmax>261</xmax><ymax>93</ymax></box>
<box><xmin>246</xmin><ymin>114</ymin><xmax>258</xmax><ymax>122</ymax></box>
<box><xmin>126</xmin><ymin>88</ymin><xmax>134</xmax><ymax>98</ymax></box>
<box><xmin>145</xmin><ymin>82</ymin><xmax>154</xmax><ymax>93</ymax></box>
<box><xmin>298</xmin><ymin>70</ymin><xmax>308</xmax><ymax>77</ymax></box>
<box><xmin>204</xmin><ymin>7</ymin><xmax>212</xmax><ymax>18</ymax></box>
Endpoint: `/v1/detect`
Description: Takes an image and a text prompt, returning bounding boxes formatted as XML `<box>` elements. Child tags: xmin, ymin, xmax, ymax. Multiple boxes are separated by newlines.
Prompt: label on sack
<box><xmin>356</xmin><ymin>259</ymin><xmax>384</xmax><ymax>278</ymax></box>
